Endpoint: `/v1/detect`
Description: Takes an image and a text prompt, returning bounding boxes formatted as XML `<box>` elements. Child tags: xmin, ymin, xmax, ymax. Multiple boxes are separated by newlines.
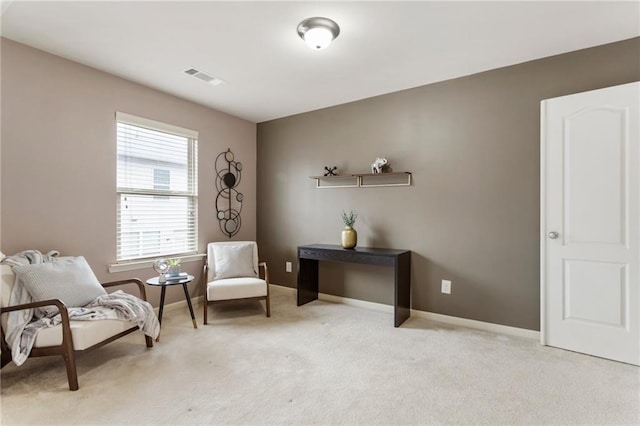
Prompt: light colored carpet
<box><xmin>1</xmin><ymin>285</ymin><xmax>638</xmax><ymax>425</ymax></box>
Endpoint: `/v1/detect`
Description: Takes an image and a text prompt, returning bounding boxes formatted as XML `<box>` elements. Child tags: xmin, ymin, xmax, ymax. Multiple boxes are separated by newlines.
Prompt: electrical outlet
<box><xmin>286</xmin><ymin>261</ymin><xmax>292</xmax><ymax>273</ymax></box>
<box><xmin>441</xmin><ymin>280</ymin><xmax>452</xmax><ymax>294</ymax></box>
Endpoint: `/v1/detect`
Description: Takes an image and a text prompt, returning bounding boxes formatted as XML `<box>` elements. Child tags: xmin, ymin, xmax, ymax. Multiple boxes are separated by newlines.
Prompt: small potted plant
<box><xmin>167</xmin><ymin>258</ymin><xmax>181</xmax><ymax>276</ymax></box>
<box><xmin>341</xmin><ymin>210</ymin><xmax>358</xmax><ymax>249</ymax></box>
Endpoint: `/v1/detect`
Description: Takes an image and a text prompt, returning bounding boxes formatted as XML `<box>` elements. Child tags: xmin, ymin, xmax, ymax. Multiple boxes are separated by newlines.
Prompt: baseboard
<box><xmin>410</xmin><ymin>310</ymin><xmax>540</xmax><ymax>340</ymax></box>
<box><xmin>175</xmin><ymin>284</ymin><xmax>539</xmax><ymax>340</ymax></box>
<box><xmin>154</xmin><ymin>295</ymin><xmax>204</xmax><ymax>315</ymax></box>
<box><xmin>270</xmin><ymin>284</ymin><xmax>539</xmax><ymax>340</ymax></box>
<box><xmin>272</xmin><ymin>283</ymin><xmax>296</xmax><ymax>294</ymax></box>
<box><xmin>319</xmin><ymin>291</ymin><xmax>394</xmax><ymax>313</ymax></box>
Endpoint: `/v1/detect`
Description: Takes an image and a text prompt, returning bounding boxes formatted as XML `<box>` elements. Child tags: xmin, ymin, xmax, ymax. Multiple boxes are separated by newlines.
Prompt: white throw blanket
<box><xmin>2</xmin><ymin>250</ymin><xmax>160</xmax><ymax>366</ymax></box>
<box><xmin>13</xmin><ymin>290</ymin><xmax>160</xmax><ymax>366</ymax></box>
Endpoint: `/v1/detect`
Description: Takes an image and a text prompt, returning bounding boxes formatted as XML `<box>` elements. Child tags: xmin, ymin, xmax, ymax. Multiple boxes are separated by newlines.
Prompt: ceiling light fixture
<box><xmin>297</xmin><ymin>17</ymin><xmax>340</xmax><ymax>50</ymax></box>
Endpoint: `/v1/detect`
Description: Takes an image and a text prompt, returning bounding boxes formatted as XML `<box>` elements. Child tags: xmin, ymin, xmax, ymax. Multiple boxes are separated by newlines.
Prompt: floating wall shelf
<box><xmin>310</xmin><ymin>172</ymin><xmax>412</xmax><ymax>188</ymax></box>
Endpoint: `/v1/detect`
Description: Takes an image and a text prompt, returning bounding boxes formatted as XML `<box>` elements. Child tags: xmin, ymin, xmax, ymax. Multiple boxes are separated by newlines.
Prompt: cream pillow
<box><xmin>13</xmin><ymin>256</ymin><xmax>106</xmax><ymax>316</ymax></box>
<box><xmin>213</xmin><ymin>243</ymin><xmax>257</xmax><ymax>280</ymax></box>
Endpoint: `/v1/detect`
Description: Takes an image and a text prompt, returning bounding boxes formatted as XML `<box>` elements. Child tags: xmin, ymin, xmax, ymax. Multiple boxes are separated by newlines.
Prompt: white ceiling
<box><xmin>2</xmin><ymin>1</ymin><xmax>639</xmax><ymax>123</ymax></box>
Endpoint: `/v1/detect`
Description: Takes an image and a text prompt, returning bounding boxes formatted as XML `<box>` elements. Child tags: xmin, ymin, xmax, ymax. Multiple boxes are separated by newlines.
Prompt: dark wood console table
<box><xmin>297</xmin><ymin>244</ymin><xmax>411</xmax><ymax>327</ymax></box>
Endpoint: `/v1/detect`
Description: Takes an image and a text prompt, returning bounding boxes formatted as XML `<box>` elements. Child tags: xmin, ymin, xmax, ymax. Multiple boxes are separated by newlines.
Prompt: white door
<box><xmin>541</xmin><ymin>82</ymin><xmax>639</xmax><ymax>365</ymax></box>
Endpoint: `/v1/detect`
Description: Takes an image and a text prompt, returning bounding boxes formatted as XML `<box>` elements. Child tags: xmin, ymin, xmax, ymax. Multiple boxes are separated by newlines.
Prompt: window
<box><xmin>116</xmin><ymin>112</ymin><xmax>198</xmax><ymax>262</ymax></box>
<box><xmin>153</xmin><ymin>169</ymin><xmax>170</xmax><ymax>191</ymax></box>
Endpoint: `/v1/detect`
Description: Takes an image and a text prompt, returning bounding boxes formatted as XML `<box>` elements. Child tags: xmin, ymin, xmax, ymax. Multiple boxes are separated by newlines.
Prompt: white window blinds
<box><xmin>116</xmin><ymin>112</ymin><xmax>198</xmax><ymax>262</ymax></box>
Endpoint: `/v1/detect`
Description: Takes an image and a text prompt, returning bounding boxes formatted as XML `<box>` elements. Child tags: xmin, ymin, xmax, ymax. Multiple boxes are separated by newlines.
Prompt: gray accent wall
<box><xmin>257</xmin><ymin>37</ymin><xmax>640</xmax><ymax>331</ymax></box>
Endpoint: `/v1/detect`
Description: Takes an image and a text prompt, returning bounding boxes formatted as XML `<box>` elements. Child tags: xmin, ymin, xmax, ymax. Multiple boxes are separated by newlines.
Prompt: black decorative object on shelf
<box><xmin>215</xmin><ymin>148</ymin><xmax>243</xmax><ymax>238</ymax></box>
<box><xmin>324</xmin><ymin>166</ymin><xmax>338</xmax><ymax>176</ymax></box>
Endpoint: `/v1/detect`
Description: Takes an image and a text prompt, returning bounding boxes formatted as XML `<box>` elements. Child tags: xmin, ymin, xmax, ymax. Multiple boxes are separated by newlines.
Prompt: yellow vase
<box><xmin>341</xmin><ymin>226</ymin><xmax>357</xmax><ymax>249</ymax></box>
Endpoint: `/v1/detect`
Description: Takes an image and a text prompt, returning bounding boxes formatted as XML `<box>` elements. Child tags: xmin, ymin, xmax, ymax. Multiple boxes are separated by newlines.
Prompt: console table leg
<box><xmin>394</xmin><ymin>251</ymin><xmax>411</xmax><ymax>327</ymax></box>
<box><xmin>297</xmin><ymin>257</ymin><xmax>319</xmax><ymax>306</ymax></box>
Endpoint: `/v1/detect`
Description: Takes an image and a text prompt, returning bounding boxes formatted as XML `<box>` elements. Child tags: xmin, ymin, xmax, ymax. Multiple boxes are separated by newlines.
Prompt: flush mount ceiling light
<box><xmin>297</xmin><ymin>17</ymin><xmax>340</xmax><ymax>50</ymax></box>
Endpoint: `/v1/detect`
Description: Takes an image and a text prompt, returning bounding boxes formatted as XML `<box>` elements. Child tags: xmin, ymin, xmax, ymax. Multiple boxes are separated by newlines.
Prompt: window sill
<box><xmin>108</xmin><ymin>253</ymin><xmax>206</xmax><ymax>273</ymax></box>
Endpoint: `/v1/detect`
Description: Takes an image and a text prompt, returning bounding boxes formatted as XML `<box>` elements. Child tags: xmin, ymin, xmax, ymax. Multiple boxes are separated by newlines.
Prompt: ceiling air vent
<box><xmin>184</xmin><ymin>67</ymin><xmax>224</xmax><ymax>86</ymax></box>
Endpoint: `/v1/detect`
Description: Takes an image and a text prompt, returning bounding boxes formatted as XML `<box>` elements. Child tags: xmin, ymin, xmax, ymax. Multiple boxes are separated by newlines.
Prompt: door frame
<box><xmin>540</xmin><ymin>102</ymin><xmax>549</xmax><ymax>346</ymax></box>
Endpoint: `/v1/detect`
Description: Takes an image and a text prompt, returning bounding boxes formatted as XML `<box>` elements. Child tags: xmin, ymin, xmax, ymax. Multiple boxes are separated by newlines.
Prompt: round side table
<box><xmin>146</xmin><ymin>274</ymin><xmax>197</xmax><ymax>341</ymax></box>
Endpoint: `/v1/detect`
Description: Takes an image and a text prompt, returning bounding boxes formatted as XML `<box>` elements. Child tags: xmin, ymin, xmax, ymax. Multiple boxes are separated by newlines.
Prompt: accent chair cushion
<box><xmin>33</xmin><ymin>318</ymin><xmax>137</xmax><ymax>350</ymax></box>
<box><xmin>213</xmin><ymin>243</ymin><xmax>257</xmax><ymax>280</ymax></box>
<box><xmin>13</xmin><ymin>256</ymin><xmax>107</xmax><ymax>316</ymax></box>
<box><xmin>207</xmin><ymin>277</ymin><xmax>267</xmax><ymax>301</ymax></box>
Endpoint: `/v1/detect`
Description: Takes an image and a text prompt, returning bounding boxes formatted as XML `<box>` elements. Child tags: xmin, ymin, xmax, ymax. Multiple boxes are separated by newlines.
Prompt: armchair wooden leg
<box><xmin>265</xmin><ymin>295</ymin><xmax>271</xmax><ymax>318</ymax></box>
<box><xmin>203</xmin><ymin>264</ymin><xmax>209</xmax><ymax>325</ymax></box>
<box><xmin>145</xmin><ymin>335</ymin><xmax>153</xmax><ymax>348</ymax></box>
<box><xmin>62</xmin><ymin>350</ymin><xmax>79</xmax><ymax>391</ymax></box>
<box><xmin>58</xmin><ymin>313</ymin><xmax>79</xmax><ymax>391</ymax></box>
<box><xmin>1</xmin><ymin>350</ymin><xmax>11</xmax><ymax>368</ymax></box>
<box><xmin>1</xmin><ymin>327</ymin><xmax>11</xmax><ymax>368</ymax></box>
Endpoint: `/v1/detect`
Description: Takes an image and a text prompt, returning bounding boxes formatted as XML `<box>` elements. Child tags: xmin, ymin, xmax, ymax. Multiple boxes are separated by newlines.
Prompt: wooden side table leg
<box><xmin>156</xmin><ymin>286</ymin><xmax>167</xmax><ymax>342</ymax></box>
<box><xmin>182</xmin><ymin>283</ymin><xmax>198</xmax><ymax>328</ymax></box>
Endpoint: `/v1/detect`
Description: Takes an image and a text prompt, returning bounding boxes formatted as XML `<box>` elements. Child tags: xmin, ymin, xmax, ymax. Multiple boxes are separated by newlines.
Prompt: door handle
<box><xmin>548</xmin><ymin>231</ymin><xmax>559</xmax><ymax>239</ymax></box>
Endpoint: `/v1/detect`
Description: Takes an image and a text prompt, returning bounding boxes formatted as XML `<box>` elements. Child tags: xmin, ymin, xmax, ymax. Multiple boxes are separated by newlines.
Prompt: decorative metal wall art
<box><xmin>215</xmin><ymin>148</ymin><xmax>243</xmax><ymax>238</ymax></box>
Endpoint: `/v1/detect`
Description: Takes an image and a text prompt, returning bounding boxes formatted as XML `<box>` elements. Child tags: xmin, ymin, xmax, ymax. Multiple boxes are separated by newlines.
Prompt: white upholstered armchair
<box><xmin>203</xmin><ymin>241</ymin><xmax>271</xmax><ymax>324</ymax></box>
<box><xmin>0</xmin><ymin>255</ymin><xmax>157</xmax><ymax>391</ymax></box>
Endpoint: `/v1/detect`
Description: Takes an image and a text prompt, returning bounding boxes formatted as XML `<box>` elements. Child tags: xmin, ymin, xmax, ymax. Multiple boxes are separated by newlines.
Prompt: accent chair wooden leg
<box><xmin>203</xmin><ymin>265</ymin><xmax>209</xmax><ymax>325</ymax></box>
<box><xmin>145</xmin><ymin>335</ymin><xmax>153</xmax><ymax>348</ymax></box>
<box><xmin>63</xmin><ymin>351</ymin><xmax>79</xmax><ymax>391</ymax></box>
<box><xmin>1</xmin><ymin>350</ymin><xmax>11</xmax><ymax>368</ymax></box>
<box><xmin>265</xmin><ymin>294</ymin><xmax>271</xmax><ymax>318</ymax></box>
<box><xmin>1</xmin><ymin>327</ymin><xmax>12</xmax><ymax>367</ymax></box>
